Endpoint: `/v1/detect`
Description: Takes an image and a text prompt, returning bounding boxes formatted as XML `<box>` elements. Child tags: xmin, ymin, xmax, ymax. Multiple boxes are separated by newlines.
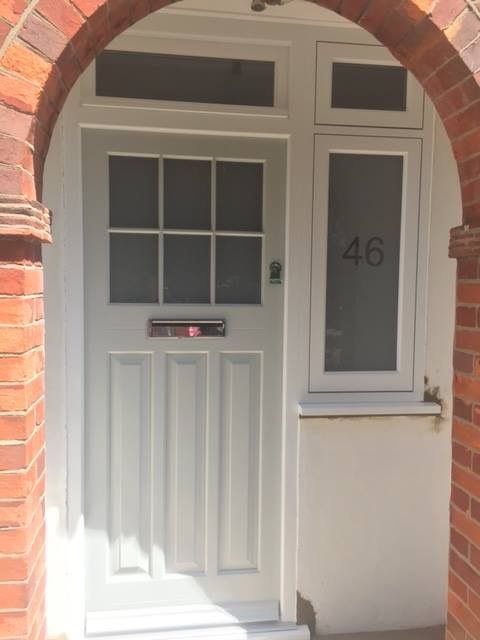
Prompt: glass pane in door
<box><xmin>216</xmin><ymin>162</ymin><xmax>263</xmax><ymax>231</ymax></box>
<box><xmin>164</xmin><ymin>235</ymin><xmax>211</xmax><ymax>303</ymax></box>
<box><xmin>109</xmin><ymin>156</ymin><xmax>159</xmax><ymax>228</ymax></box>
<box><xmin>110</xmin><ymin>233</ymin><xmax>159</xmax><ymax>303</ymax></box>
<box><xmin>216</xmin><ymin>236</ymin><xmax>262</xmax><ymax>304</ymax></box>
<box><xmin>164</xmin><ymin>159</ymin><xmax>212</xmax><ymax>230</ymax></box>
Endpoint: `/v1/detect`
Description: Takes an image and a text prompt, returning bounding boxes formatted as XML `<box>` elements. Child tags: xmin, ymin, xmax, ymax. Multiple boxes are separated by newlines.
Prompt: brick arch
<box><xmin>0</xmin><ymin>2</ymin><xmax>479</xmax><ymax>640</ymax></box>
<box><xmin>0</xmin><ymin>0</ymin><xmax>478</xmax><ymax>225</ymax></box>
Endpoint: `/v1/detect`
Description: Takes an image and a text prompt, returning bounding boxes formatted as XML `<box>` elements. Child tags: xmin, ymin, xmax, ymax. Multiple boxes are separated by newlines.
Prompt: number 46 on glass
<box><xmin>342</xmin><ymin>236</ymin><xmax>384</xmax><ymax>267</ymax></box>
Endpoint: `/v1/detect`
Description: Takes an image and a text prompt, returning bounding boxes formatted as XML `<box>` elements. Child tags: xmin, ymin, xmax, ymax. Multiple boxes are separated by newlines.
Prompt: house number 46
<box><xmin>342</xmin><ymin>236</ymin><xmax>384</xmax><ymax>267</ymax></box>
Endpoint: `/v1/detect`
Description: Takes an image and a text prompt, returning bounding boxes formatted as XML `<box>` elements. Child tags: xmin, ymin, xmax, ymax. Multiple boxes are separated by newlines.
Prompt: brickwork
<box><xmin>0</xmin><ymin>237</ymin><xmax>45</xmax><ymax>640</ymax></box>
<box><xmin>0</xmin><ymin>1</ymin><xmax>478</xmax><ymax>640</ymax></box>
<box><xmin>449</xmin><ymin>232</ymin><xmax>480</xmax><ymax>639</ymax></box>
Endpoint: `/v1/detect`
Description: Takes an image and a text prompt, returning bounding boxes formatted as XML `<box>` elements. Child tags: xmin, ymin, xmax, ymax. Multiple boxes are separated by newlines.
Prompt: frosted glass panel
<box><xmin>164</xmin><ymin>235</ymin><xmax>210</xmax><ymax>303</ymax></box>
<box><xmin>164</xmin><ymin>159</ymin><xmax>211</xmax><ymax>230</ymax></box>
<box><xmin>331</xmin><ymin>63</ymin><xmax>407</xmax><ymax>112</ymax></box>
<box><xmin>325</xmin><ymin>153</ymin><xmax>402</xmax><ymax>372</ymax></box>
<box><xmin>216</xmin><ymin>162</ymin><xmax>263</xmax><ymax>232</ymax></box>
<box><xmin>109</xmin><ymin>156</ymin><xmax>158</xmax><ymax>229</ymax></box>
<box><xmin>97</xmin><ymin>51</ymin><xmax>275</xmax><ymax>107</ymax></box>
<box><xmin>216</xmin><ymin>237</ymin><xmax>261</xmax><ymax>304</ymax></box>
<box><xmin>110</xmin><ymin>234</ymin><xmax>158</xmax><ymax>303</ymax></box>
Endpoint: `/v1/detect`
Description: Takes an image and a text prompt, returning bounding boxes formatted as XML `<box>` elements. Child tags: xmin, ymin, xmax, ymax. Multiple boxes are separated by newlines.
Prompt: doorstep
<box><xmin>87</xmin><ymin>622</ymin><xmax>310</xmax><ymax>640</ymax></box>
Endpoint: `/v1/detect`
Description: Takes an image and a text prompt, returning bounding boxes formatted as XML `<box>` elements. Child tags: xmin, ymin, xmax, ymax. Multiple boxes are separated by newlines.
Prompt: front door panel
<box><xmin>83</xmin><ymin>130</ymin><xmax>286</xmax><ymax>627</ymax></box>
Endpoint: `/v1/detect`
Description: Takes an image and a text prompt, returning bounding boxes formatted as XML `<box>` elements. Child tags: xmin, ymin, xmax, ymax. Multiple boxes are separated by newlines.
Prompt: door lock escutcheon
<box><xmin>269</xmin><ymin>260</ymin><xmax>282</xmax><ymax>284</ymax></box>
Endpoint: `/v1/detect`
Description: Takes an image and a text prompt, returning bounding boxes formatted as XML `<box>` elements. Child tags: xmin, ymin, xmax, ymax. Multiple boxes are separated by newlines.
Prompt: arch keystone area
<box><xmin>0</xmin><ymin>2</ymin><xmax>480</xmax><ymax>639</ymax></box>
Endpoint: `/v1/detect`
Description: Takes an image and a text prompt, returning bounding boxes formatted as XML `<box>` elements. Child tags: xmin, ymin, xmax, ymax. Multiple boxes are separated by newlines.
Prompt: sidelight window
<box><xmin>309</xmin><ymin>135</ymin><xmax>422</xmax><ymax>394</ymax></box>
<box><xmin>324</xmin><ymin>153</ymin><xmax>403</xmax><ymax>373</ymax></box>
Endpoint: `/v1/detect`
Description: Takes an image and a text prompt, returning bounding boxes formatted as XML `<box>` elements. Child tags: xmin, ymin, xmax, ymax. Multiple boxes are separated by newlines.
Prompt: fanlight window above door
<box><xmin>108</xmin><ymin>155</ymin><xmax>264</xmax><ymax>305</ymax></box>
<box><xmin>96</xmin><ymin>50</ymin><xmax>275</xmax><ymax>108</ymax></box>
<box><xmin>315</xmin><ymin>41</ymin><xmax>424</xmax><ymax>129</ymax></box>
<box><xmin>83</xmin><ymin>33</ymin><xmax>289</xmax><ymax>114</ymax></box>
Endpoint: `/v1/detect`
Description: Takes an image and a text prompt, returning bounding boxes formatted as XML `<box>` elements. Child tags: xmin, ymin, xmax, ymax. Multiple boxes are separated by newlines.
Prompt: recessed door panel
<box><xmin>219</xmin><ymin>353</ymin><xmax>261</xmax><ymax>573</ymax></box>
<box><xmin>109</xmin><ymin>352</ymin><xmax>153</xmax><ymax>579</ymax></box>
<box><xmin>165</xmin><ymin>353</ymin><xmax>207</xmax><ymax>575</ymax></box>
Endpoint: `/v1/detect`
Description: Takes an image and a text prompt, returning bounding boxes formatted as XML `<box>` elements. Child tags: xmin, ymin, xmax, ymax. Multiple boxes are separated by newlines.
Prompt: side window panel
<box><xmin>309</xmin><ymin>135</ymin><xmax>422</xmax><ymax>393</ymax></box>
<box><xmin>325</xmin><ymin>153</ymin><xmax>403</xmax><ymax>372</ymax></box>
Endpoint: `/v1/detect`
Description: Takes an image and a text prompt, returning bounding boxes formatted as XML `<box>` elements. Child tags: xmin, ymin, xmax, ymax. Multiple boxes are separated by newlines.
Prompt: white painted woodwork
<box><xmin>83</xmin><ymin>129</ymin><xmax>286</xmax><ymax>630</ymax></box>
<box><xmin>87</xmin><ymin>621</ymin><xmax>308</xmax><ymax>640</ymax></box>
<box><xmin>162</xmin><ymin>0</ymin><xmax>346</xmax><ymax>24</ymax></box>
<box><xmin>219</xmin><ymin>353</ymin><xmax>261</xmax><ymax>572</ymax></box>
<box><xmin>86</xmin><ymin>601</ymin><xmax>281</xmax><ymax>634</ymax></box>
<box><xmin>298</xmin><ymin>401</ymin><xmax>442</xmax><ymax>417</ymax></box>
<box><xmin>109</xmin><ymin>353</ymin><xmax>153</xmax><ymax>578</ymax></box>
<box><xmin>166</xmin><ymin>353</ymin><xmax>207</xmax><ymax>575</ymax></box>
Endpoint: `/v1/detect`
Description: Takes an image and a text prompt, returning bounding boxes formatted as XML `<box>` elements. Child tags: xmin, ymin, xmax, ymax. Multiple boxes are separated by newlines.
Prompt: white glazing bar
<box><xmin>216</xmin><ymin>231</ymin><xmax>266</xmax><ymax>238</ymax></box>
<box><xmin>161</xmin><ymin>230</ymin><xmax>266</xmax><ymax>237</ymax></box>
<box><xmin>159</xmin><ymin>156</ymin><xmax>165</xmax><ymax>304</ymax></box>
<box><xmin>211</xmin><ymin>158</ymin><xmax>217</xmax><ymax>304</ymax></box>
<box><xmin>163</xmin><ymin>229</ymin><xmax>213</xmax><ymax>236</ymax></box>
<box><xmin>108</xmin><ymin>228</ymin><xmax>160</xmax><ymax>234</ymax></box>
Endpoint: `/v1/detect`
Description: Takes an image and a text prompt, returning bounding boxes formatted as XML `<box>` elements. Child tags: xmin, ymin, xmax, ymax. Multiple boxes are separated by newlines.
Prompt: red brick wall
<box><xmin>0</xmin><ymin>237</ymin><xmax>45</xmax><ymax>640</ymax></box>
<box><xmin>0</xmin><ymin>2</ymin><xmax>479</xmax><ymax>640</ymax></box>
<box><xmin>449</xmin><ymin>231</ymin><xmax>480</xmax><ymax>639</ymax></box>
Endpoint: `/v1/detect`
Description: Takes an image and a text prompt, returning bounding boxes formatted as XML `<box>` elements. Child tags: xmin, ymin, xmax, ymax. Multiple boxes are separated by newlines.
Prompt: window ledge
<box><xmin>298</xmin><ymin>401</ymin><xmax>442</xmax><ymax>418</ymax></box>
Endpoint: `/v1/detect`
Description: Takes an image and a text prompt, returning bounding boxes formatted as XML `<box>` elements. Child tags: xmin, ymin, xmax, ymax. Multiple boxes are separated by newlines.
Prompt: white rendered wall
<box><xmin>41</xmin><ymin>3</ymin><xmax>461</xmax><ymax>638</ymax></box>
<box><xmin>43</xmin><ymin>119</ymin><xmax>69</xmax><ymax>640</ymax></box>
<box><xmin>298</xmin><ymin>117</ymin><xmax>460</xmax><ymax>635</ymax></box>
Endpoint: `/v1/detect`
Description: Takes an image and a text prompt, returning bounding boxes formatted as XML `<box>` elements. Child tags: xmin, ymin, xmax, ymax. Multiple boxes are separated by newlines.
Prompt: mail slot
<box><xmin>148</xmin><ymin>319</ymin><xmax>226</xmax><ymax>338</ymax></box>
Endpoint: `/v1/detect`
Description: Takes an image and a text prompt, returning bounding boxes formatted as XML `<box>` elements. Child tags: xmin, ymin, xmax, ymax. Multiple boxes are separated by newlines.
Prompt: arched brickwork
<box><xmin>0</xmin><ymin>2</ymin><xmax>479</xmax><ymax>639</ymax></box>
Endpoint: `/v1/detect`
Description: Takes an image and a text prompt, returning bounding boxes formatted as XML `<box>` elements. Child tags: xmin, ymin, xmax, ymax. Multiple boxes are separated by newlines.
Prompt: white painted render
<box><xmin>41</xmin><ymin>2</ymin><xmax>461</xmax><ymax>638</ymax></box>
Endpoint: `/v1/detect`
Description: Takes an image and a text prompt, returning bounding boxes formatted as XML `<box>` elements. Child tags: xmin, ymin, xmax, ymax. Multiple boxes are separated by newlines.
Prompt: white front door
<box><xmin>83</xmin><ymin>129</ymin><xmax>287</xmax><ymax>633</ymax></box>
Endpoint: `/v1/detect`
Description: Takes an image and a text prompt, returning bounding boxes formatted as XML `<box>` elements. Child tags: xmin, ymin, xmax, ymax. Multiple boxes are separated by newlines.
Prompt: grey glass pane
<box><xmin>164</xmin><ymin>235</ymin><xmax>210</xmax><ymax>304</ymax></box>
<box><xmin>109</xmin><ymin>156</ymin><xmax>158</xmax><ymax>229</ymax></box>
<box><xmin>164</xmin><ymin>159</ymin><xmax>211</xmax><ymax>230</ymax></box>
<box><xmin>325</xmin><ymin>154</ymin><xmax>403</xmax><ymax>372</ymax></box>
<box><xmin>331</xmin><ymin>63</ymin><xmax>407</xmax><ymax>112</ymax></box>
<box><xmin>216</xmin><ymin>162</ymin><xmax>263</xmax><ymax>232</ymax></box>
<box><xmin>97</xmin><ymin>50</ymin><xmax>275</xmax><ymax>107</ymax></box>
<box><xmin>216</xmin><ymin>237</ymin><xmax>261</xmax><ymax>304</ymax></box>
<box><xmin>110</xmin><ymin>234</ymin><xmax>158</xmax><ymax>303</ymax></box>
